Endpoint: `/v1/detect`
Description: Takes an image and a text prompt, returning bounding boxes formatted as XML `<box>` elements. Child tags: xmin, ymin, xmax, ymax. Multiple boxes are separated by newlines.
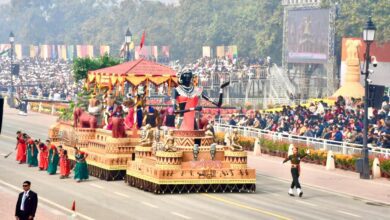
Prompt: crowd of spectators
<box><xmin>224</xmin><ymin>96</ymin><xmax>390</xmax><ymax>148</ymax></box>
<box><xmin>0</xmin><ymin>57</ymin><xmax>78</xmax><ymax>101</ymax></box>
<box><xmin>172</xmin><ymin>56</ymin><xmax>272</xmax><ymax>87</ymax></box>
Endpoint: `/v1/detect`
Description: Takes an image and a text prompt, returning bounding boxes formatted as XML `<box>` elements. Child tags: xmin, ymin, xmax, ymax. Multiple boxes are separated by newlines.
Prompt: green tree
<box><xmin>72</xmin><ymin>53</ymin><xmax>120</xmax><ymax>82</ymax></box>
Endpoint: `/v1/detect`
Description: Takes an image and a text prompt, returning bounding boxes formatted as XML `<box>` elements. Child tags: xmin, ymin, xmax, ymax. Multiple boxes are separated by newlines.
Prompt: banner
<box><xmin>152</xmin><ymin>46</ymin><xmax>158</xmax><ymax>59</ymax></box>
<box><xmin>202</xmin><ymin>46</ymin><xmax>211</xmax><ymax>58</ymax></box>
<box><xmin>87</xmin><ymin>45</ymin><xmax>94</xmax><ymax>57</ymax></box>
<box><xmin>61</xmin><ymin>45</ymin><xmax>67</xmax><ymax>60</ymax></box>
<box><xmin>100</xmin><ymin>45</ymin><xmax>110</xmax><ymax>56</ymax></box>
<box><xmin>15</xmin><ymin>44</ymin><xmax>22</xmax><ymax>59</ymax></box>
<box><xmin>29</xmin><ymin>45</ymin><xmax>35</xmax><ymax>58</ymax></box>
<box><xmin>135</xmin><ymin>45</ymin><xmax>153</xmax><ymax>59</ymax></box>
<box><xmin>40</xmin><ymin>45</ymin><xmax>49</xmax><ymax>59</ymax></box>
<box><xmin>67</xmin><ymin>45</ymin><xmax>74</xmax><ymax>60</ymax></box>
<box><xmin>216</xmin><ymin>46</ymin><xmax>225</xmax><ymax>58</ymax></box>
<box><xmin>51</xmin><ymin>45</ymin><xmax>58</xmax><ymax>60</ymax></box>
<box><xmin>161</xmin><ymin>46</ymin><xmax>169</xmax><ymax>57</ymax></box>
<box><xmin>46</xmin><ymin>45</ymin><xmax>52</xmax><ymax>60</ymax></box>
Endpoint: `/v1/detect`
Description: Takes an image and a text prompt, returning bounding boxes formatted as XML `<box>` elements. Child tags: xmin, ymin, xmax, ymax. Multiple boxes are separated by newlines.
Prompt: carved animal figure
<box><xmin>73</xmin><ymin>108</ymin><xmax>98</xmax><ymax>128</ymax></box>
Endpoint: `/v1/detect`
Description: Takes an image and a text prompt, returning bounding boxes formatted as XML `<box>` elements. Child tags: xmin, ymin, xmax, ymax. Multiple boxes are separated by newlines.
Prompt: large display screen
<box><xmin>286</xmin><ymin>8</ymin><xmax>330</xmax><ymax>64</ymax></box>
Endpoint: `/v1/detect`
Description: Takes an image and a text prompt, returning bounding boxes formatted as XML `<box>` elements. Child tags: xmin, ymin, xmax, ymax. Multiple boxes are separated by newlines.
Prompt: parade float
<box><xmin>125</xmin><ymin>70</ymin><xmax>256</xmax><ymax>193</ymax></box>
<box><xmin>49</xmin><ymin>59</ymin><xmax>178</xmax><ymax>180</ymax></box>
<box><xmin>49</xmin><ymin>59</ymin><xmax>256</xmax><ymax>191</ymax></box>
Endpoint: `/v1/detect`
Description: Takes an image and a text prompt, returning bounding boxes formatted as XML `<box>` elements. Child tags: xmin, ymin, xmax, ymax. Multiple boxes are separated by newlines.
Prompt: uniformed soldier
<box><xmin>282</xmin><ymin>146</ymin><xmax>310</xmax><ymax>197</ymax></box>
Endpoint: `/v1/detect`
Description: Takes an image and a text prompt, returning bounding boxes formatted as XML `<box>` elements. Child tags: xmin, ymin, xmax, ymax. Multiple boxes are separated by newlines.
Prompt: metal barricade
<box><xmin>214</xmin><ymin>123</ymin><xmax>390</xmax><ymax>157</ymax></box>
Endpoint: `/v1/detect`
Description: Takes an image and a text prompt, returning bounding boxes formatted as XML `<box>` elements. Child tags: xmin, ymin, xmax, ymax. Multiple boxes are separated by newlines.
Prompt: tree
<box><xmin>72</xmin><ymin>53</ymin><xmax>120</xmax><ymax>82</ymax></box>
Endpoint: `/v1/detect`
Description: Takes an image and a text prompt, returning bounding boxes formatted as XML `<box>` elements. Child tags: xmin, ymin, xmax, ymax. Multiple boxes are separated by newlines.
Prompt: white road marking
<box><xmin>337</xmin><ymin>210</ymin><xmax>361</xmax><ymax>218</ymax></box>
<box><xmin>0</xmin><ymin>179</ymin><xmax>94</xmax><ymax>220</ymax></box>
<box><xmin>114</xmin><ymin>191</ymin><xmax>130</xmax><ymax>198</ymax></box>
<box><xmin>261</xmin><ymin>190</ymin><xmax>281</xmax><ymax>197</ymax></box>
<box><xmin>89</xmin><ymin>183</ymin><xmax>104</xmax><ymax>189</ymax></box>
<box><xmin>295</xmin><ymin>200</ymin><xmax>318</xmax><ymax>207</ymax></box>
<box><xmin>171</xmin><ymin>212</ymin><xmax>191</xmax><ymax>219</ymax></box>
<box><xmin>141</xmin><ymin>201</ymin><xmax>158</xmax><ymax>208</ymax></box>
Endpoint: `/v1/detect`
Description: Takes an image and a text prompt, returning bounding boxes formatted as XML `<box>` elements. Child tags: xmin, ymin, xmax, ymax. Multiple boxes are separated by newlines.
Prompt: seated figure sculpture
<box><xmin>139</xmin><ymin>124</ymin><xmax>153</xmax><ymax>147</ymax></box>
<box><xmin>163</xmin><ymin>130</ymin><xmax>177</xmax><ymax>152</ymax></box>
<box><xmin>230</xmin><ymin>128</ymin><xmax>243</xmax><ymax>151</ymax></box>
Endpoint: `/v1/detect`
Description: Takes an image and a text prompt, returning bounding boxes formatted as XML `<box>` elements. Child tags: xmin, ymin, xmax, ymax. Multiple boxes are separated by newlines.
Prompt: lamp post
<box><xmin>125</xmin><ymin>28</ymin><xmax>132</xmax><ymax>61</ymax></box>
<box><xmin>9</xmin><ymin>32</ymin><xmax>15</xmax><ymax>108</ymax></box>
<box><xmin>361</xmin><ymin>16</ymin><xmax>376</xmax><ymax>179</ymax></box>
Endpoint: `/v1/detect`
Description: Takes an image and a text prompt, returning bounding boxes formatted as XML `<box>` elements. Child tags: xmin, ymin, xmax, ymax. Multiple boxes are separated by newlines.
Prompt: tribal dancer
<box><xmin>59</xmin><ymin>149</ymin><xmax>71</xmax><ymax>179</ymax></box>
<box><xmin>15</xmin><ymin>131</ymin><xmax>26</xmax><ymax>164</ymax></box>
<box><xmin>74</xmin><ymin>147</ymin><xmax>89</xmax><ymax>182</ymax></box>
<box><xmin>282</xmin><ymin>146</ymin><xmax>310</xmax><ymax>197</ymax></box>
<box><xmin>47</xmin><ymin>141</ymin><xmax>59</xmax><ymax>175</ymax></box>
<box><xmin>26</xmin><ymin>138</ymin><xmax>39</xmax><ymax>167</ymax></box>
<box><xmin>38</xmin><ymin>142</ymin><xmax>49</xmax><ymax>171</ymax></box>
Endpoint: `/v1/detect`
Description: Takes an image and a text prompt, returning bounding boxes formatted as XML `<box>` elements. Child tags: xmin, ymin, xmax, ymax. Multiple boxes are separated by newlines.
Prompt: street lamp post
<box><xmin>125</xmin><ymin>28</ymin><xmax>132</xmax><ymax>61</ymax></box>
<box><xmin>9</xmin><ymin>32</ymin><xmax>15</xmax><ymax>108</ymax></box>
<box><xmin>361</xmin><ymin>16</ymin><xmax>376</xmax><ymax>179</ymax></box>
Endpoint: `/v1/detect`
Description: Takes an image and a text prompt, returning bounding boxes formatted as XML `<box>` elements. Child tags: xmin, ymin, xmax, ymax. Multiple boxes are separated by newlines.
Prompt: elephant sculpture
<box><xmin>73</xmin><ymin>108</ymin><xmax>98</xmax><ymax>129</ymax></box>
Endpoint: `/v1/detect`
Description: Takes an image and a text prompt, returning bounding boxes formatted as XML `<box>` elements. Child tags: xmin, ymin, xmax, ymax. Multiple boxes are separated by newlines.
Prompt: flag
<box><xmin>139</xmin><ymin>31</ymin><xmax>146</xmax><ymax>50</ymax></box>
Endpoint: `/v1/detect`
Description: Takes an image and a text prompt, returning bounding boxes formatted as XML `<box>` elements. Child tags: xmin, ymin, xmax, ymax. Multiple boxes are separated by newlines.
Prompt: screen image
<box><xmin>286</xmin><ymin>8</ymin><xmax>330</xmax><ymax>64</ymax></box>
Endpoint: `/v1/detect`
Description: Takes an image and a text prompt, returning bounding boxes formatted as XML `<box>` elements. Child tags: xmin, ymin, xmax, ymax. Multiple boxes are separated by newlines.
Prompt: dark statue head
<box><xmin>179</xmin><ymin>70</ymin><xmax>193</xmax><ymax>87</ymax></box>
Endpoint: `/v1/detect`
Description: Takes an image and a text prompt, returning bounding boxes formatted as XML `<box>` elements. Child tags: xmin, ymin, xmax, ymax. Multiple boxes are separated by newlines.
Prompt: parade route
<box><xmin>1</xmin><ymin>107</ymin><xmax>390</xmax><ymax>220</ymax></box>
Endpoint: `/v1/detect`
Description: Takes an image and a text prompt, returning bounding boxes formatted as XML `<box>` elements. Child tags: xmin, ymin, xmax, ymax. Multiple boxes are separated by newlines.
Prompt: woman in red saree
<box><xmin>59</xmin><ymin>149</ymin><xmax>71</xmax><ymax>178</ymax></box>
<box><xmin>38</xmin><ymin>142</ymin><xmax>49</xmax><ymax>170</ymax></box>
<box><xmin>15</xmin><ymin>131</ymin><xmax>26</xmax><ymax>164</ymax></box>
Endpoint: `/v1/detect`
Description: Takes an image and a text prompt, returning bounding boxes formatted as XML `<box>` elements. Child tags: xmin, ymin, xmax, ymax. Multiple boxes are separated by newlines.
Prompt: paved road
<box><xmin>0</xmin><ymin>108</ymin><xmax>389</xmax><ymax>220</ymax></box>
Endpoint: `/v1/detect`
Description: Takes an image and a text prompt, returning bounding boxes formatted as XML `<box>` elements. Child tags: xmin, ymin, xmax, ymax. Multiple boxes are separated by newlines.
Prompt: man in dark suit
<box><xmin>15</xmin><ymin>181</ymin><xmax>38</xmax><ymax>220</ymax></box>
